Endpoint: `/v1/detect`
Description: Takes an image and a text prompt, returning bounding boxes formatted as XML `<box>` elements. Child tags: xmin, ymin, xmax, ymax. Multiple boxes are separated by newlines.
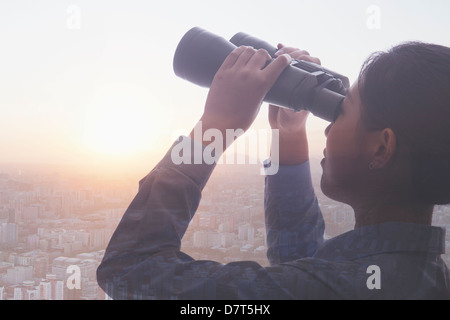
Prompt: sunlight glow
<box><xmin>83</xmin><ymin>82</ymin><xmax>165</xmax><ymax>156</ymax></box>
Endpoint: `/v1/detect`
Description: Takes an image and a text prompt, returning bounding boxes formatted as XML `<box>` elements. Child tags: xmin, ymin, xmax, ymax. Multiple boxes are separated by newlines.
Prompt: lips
<box><xmin>321</xmin><ymin>149</ymin><xmax>326</xmax><ymax>167</ymax></box>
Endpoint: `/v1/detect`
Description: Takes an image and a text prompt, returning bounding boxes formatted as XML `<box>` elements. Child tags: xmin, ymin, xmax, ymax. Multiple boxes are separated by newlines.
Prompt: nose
<box><xmin>324</xmin><ymin>123</ymin><xmax>332</xmax><ymax>137</ymax></box>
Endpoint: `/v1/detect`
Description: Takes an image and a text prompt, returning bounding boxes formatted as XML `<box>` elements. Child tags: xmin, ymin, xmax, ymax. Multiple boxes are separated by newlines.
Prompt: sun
<box><xmin>83</xmin><ymin>82</ymin><xmax>166</xmax><ymax>156</ymax></box>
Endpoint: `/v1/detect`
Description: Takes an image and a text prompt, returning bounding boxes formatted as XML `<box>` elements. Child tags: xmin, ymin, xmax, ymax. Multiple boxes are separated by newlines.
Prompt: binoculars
<box><xmin>173</xmin><ymin>27</ymin><xmax>350</xmax><ymax>122</ymax></box>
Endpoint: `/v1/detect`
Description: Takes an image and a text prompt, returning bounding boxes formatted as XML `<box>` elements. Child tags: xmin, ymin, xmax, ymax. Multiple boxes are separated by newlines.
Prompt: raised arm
<box><xmin>97</xmin><ymin>47</ymin><xmax>296</xmax><ymax>299</ymax></box>
<box><xmin>264</xmin><ymin>45</ymin><xmax>325</xmax><ymax>265</ymax></box>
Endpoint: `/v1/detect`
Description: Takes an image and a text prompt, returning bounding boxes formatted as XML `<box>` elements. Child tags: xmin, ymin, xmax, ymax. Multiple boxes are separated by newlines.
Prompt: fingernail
<box><xmin>275</xmin><ymin>49</ymin><xmax>284</xmax><ymax>56</ymax></box>
<box><xmin>283</xmin><ymin>53</ymin><xmax>292</xmax><ymax>62</ymax></box>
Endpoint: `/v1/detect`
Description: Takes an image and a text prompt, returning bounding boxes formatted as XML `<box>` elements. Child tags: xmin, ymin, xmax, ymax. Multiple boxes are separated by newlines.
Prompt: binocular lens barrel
<box><xmin>173</xmin><ymin>27</ymin><xmax>349</xmax><ymax>122</ymax></box>
<box><xmin>230</xmin><ymin>32</ymin><xmax>279</xmax><ymax>57</ymax></box>
<box><xmin>173</xmin><ymin>27</ymin><xmax>236</xmax><ymax>88</ymax></box>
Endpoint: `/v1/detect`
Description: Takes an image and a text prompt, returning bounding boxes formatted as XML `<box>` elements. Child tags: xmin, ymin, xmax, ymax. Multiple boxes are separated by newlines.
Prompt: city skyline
<box><xmin>1</xmin><ymin>160</ymin><xmax>449</xmax><ymax>299</ymax></box>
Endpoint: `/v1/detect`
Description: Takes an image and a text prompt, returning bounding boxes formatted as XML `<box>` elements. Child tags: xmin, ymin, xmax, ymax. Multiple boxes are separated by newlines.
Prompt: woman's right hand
<box><xmin>269</xmin><ymin>44</ymin><xmax>321</xmax><ymax>134</ymax></box>
<box><xmin>191</xmin><ymin>46</ymin><xmax>291</xmax><ymax>150</ymax></box>
<box><xmin>268</xmin><ymin>44</ymin><xmax>322</xmax><ymax>165</ymax></box>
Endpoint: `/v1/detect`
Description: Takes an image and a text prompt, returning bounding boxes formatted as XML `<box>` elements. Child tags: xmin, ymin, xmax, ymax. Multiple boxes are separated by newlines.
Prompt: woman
<box><xmin>97</xmin><ymin>42</ymin><xmax>450</xmax><ymax>299</ymax></box>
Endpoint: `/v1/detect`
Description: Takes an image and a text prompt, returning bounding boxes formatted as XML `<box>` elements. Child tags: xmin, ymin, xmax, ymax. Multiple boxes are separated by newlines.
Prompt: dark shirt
<box><xmin>97</xmin><ymin>136</ymin><xmax>450</xmax><ymax>299</ymax></box>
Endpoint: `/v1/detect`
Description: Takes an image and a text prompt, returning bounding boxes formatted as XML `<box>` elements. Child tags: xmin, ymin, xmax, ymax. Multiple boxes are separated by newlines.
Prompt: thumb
<box><xmin>268</xmin><ymin>104</ymin><xmax>279</xmax><ymax>127</ymax></box>
<box><xmin>263</xmin><ymin>53</ymin><xmax>292</xmax><ymax>86</ymax></box>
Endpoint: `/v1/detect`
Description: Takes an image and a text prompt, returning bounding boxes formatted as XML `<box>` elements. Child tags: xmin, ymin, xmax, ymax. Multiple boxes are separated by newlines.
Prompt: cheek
<box><xmin>321</xmin><ymin>125</ymin><xmax>369</xmax><ymax>199</ymax></box>
<box><xmin>321</xmin><ymin>154</ymin><xmax>368</xmax><ymax>203</ymax></box>
<box><xmin>326</xmin><ymin>153</ymin><xmax>365</xmax><ymax>182</ymax></box>
<box><xmin>326</xmin><ymin>124</ymin><xmax>358</xmax><ymax>160</ymax></box>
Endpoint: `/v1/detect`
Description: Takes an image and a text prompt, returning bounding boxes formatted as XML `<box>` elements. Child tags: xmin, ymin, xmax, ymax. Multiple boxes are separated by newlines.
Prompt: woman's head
<box><xmin>321</xmin><ymin>41</ymin><xmax>450</xmax><ymax>209</ymax></box>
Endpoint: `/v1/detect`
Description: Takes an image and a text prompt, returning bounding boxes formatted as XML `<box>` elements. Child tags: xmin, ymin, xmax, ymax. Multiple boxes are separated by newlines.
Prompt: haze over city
<box><xmin>1</xmin><ymin>0</ymin><xmax>449</xmax><ymax>301</ymax></box>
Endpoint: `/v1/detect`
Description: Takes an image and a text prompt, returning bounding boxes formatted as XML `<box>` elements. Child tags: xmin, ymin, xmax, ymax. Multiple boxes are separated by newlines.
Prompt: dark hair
<box><xmin>358</xmin><ymin>41</ymin><xmax>450</xmax><ymax>205</ymax></box>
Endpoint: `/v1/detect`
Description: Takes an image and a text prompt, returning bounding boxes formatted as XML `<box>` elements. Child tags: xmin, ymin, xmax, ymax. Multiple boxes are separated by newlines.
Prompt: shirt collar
<box><xmin>313</xmin><ymin>222</ymin><xmax>446</xmax><ymax>261</ymax></box>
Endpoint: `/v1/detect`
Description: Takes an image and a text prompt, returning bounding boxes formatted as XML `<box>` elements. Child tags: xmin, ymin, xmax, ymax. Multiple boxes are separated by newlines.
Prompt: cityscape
<box><xmin>1</xmin><ymin>159</ymin><xmax>449</xmax><ymax>300</ymax></box>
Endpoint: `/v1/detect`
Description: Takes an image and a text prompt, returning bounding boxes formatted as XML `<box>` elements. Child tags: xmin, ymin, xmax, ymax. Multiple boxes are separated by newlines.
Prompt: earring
<box><xmin>369</xmin><ymin>162</ymin><xmax>375</xmax><ymax>170</ymax></box>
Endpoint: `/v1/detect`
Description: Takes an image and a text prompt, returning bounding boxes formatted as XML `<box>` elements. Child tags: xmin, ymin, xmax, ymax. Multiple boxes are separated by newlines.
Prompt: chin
<box><xmin>320</xmin><ymin>159</ymin><xmax>340</xmax><ymax>201</ymax></box>
<box><xmin>320</xmin><ymin>174</ymin><xmax>351</xmax><ymax>205</ymax></box>
<box><xmin>320</xmin><ymin>175</ymin><xmax>334</xmax><ymax>200</ymax></box>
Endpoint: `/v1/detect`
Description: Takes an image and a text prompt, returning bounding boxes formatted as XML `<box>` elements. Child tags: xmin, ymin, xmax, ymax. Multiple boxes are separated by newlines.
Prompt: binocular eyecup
<box><xmin>173</xmin><ymin>27</ymin><xmax>349</xmax><ymax>122</ymax></box>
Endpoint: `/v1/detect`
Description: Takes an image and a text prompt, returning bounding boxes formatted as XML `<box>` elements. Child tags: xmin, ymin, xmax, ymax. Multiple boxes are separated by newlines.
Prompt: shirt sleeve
<box><xmin>264</xmin><ymin>159</ymin><xmax>325</xmax><ymax>265</ymax></box>
<box><xmin>96</xmin><ymin>137</ymin><xmax>332</xmax><ymax>300</ymax></box>
<box><xmin>96</xmin><ymin>136</ymin><xmax>215</xmax><ymax>279</ymax></box>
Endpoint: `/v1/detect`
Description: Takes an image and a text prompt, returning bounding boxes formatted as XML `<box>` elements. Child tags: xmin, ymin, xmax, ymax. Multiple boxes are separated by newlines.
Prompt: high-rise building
<box><xmin>13</xmin><ymin>286</ymin><xmax>23</xmax><ymax>300</ymax></box>
<box><xmin>5</xmin><ymin>266</ymin><xmax>33</xmax><ymax>285</ymax></box>
<box><xmin>238</xmin><ymin>224</ymin><xmax>249</xmax><ymax>241</ymax></box>
<box><xmin>247</xmin><ymin>226</ymin><xmax>255</xmax><ymax>242</ymax></box>
<box><xmin>34</xmin><ymin>255</ymin><xmax>49</xmax><ymax>278</ymax></box>
<box><xmin>191</xmin><ymin>214</ymin><xmax>200</xmax><ymax>228</ymax></box>
<box><xmin>55</xmin><ymin>280</ymin><xmax>64</xmax><ymax>300</ymax></box>
<box><xmin>193</xmin><ymin>231</ymin><xmax>221</xmax><ymax>248</ymax></box>
<box><xmin>46</xmin><ymin>274</ymin><xmax>58</xmax><ymax>300</ymax></box>
<box><xmin>22</xmin><ymin>205</ymin><xmax>39</xmax><ymax>223</ymax></box>
<box><xmin>26</xmin><ymin>234</ymin><xmax>40</xmax><ymax>250</ymax></box>
<box><xmin>23</xmin><ymin>280</ymin><xmax>38</xmax><ymax>300</ymax></box>
<box><xmin>0</xmin><ymin>222</ymin><xmax>18</xmax><ymax>247</ymax></box>
<box><xmin>220</xmin><ymin>233</ymin><xmax>234</xmax><ymax>248</ymax></box>
<box><xmin>39</xmin><ymin>280</ymin><xmax>52</xmax><ymax>300</ymax></box>
<box><xmin>89</xmin><ymin>229</ymin><xmax>105</xmax><ymax>249</ymax></box>
<box><xmin>209</xmin><ymin>214</ymin><xmax>218</xmax><ymax>230</ymax></box>
<box><xmin>8</xmin><ymin>209</ymin><xmax>15</xmax><ymax>223</ymax></box>
<box><xmin>193</xmin><ymin>231</ymin><xmax>208</xmax><ymax>248</ymax></box>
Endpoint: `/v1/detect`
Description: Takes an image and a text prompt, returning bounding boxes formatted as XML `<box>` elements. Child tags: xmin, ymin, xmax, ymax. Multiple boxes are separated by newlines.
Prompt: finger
<box><xmin>288</xmin><ymin>50</ymin><xmax>311</xmax><ymax>60</ymax></box>
<box><xmin>276</xmin><ymin>47</ymin><xmax>309</xmax><ymax>57</ymax></box>
<box><xmin>246</xmin><ymin>49</ymin><xmax>271</xmax><ymax>69</ymax></box>
<box><xmin>263</xmin><ymin>53</ymin><xmax>292</xmax><ymax>82</ymax></box>
<box><xmin>268</xmin><ymin>104</ymin><xmax>280</xmax><ymax>127</ymax></box>
<box><xmin>269</xmin><ymin>104</ymin><xmax>279</xmax><ymax>119</ymax></box>
<box><xmin>281</xmin><ymin>108</ymin><xmax>309</xmax><ymax>120</ymax></box>
<box><xmin>295</xmin><ymin>54</ymin><xmax>321</xmax><ymax>65</ymax></box>
<box><xmin>233</xmin><ymin>46</ymin><xmax>258</xmax><ymax>68</ymax></box>
<box><xmin>220</xmin><ymin>46</ymin><xmax>248</xmax><ymax>69</ymax></box>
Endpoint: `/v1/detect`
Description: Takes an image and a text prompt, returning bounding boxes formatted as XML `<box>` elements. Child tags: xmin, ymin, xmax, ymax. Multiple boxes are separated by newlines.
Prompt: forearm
<box><xmin>97</xmin><ymin>136</ymin><xmax>216</xmax><ymax>294</ymax></box>
<box><xmin>276</xmin><ymin>129</ymin><xmax>309</xmax><ymax>165</ymax></box>
<box><xmin>264</xmin><ymin>160</ymin><xmax>325</xmax><ymax>265</ymax></box>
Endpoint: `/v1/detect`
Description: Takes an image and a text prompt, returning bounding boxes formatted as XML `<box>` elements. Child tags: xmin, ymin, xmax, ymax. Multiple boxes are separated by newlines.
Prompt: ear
<box><xmin>370</xmin><ymin>128</ymin><xmax>397</xmax><ymax>169</ymax></box>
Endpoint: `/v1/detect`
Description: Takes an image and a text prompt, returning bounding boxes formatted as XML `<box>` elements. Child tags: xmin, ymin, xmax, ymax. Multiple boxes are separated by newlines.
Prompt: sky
<box><xmin>1</xmin><ymin>0</ymin><xmax>449</xmax><ymax>175</ymax></box>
